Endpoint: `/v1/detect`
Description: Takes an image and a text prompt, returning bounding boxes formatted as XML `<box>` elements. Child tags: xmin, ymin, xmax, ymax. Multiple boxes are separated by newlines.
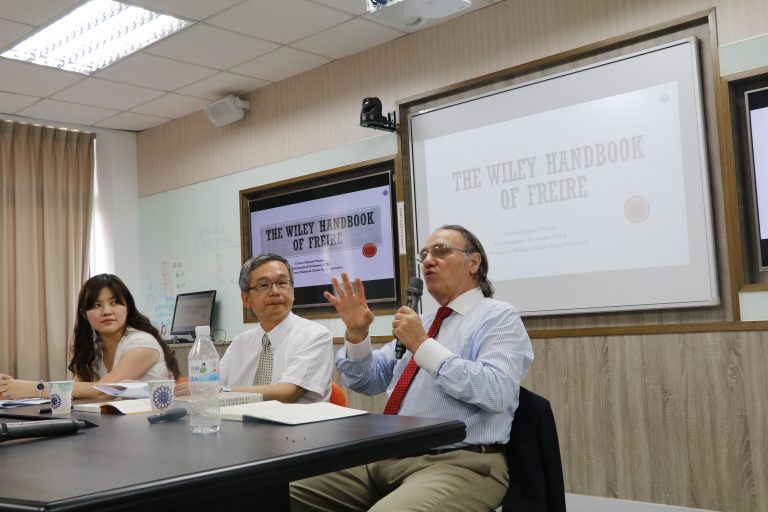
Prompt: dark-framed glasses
<box><xmin>416</xmin><ymin>243</ymin><xmax>474</xmax><ymax>263</ymax></box>
<box><xmin>247</xmin><ymin>280</ymin><xmax>293</xmax><ymax>294</ymax></box>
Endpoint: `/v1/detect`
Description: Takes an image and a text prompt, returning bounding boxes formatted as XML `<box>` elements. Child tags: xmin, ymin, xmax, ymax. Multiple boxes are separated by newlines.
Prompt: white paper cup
<box><xmin>148</xmin><ymin>380</ymin><xmax>176</xmax><ymax>412</ymax></box>
<box><xmin>48</xmin><ymin>380</ymin><xmax>74</xmax><ymax>415</ymax></box>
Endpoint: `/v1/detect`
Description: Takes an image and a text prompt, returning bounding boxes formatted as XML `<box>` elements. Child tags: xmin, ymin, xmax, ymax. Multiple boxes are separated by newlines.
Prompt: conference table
<box><xmin>0</xmin><ymin>404</ymin><xmax>466</xmax><ymax>511</ymax></box>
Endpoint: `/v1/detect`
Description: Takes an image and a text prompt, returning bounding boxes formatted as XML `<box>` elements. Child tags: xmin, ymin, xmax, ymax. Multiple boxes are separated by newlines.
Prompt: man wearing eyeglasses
<box><xmin>207</xmin><ymin>253</ymin><xmax>332</xmax><ymax>403</ymax></box>
<box><xmin>291</xmin><ymin>225</ymin><xmax>534</xmax><ymax>511</ymax></box>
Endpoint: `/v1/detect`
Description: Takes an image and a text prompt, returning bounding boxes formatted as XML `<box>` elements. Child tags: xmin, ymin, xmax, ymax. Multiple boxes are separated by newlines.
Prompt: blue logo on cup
<box><xmin>50</xmin><ymin>393</ymin><xmax>62</xmax><ymax>409</ymax></box>
<box><xmin>152</xmin><ymin>386</ymin><xmax>173</xmax><ymax>410</ymax></box>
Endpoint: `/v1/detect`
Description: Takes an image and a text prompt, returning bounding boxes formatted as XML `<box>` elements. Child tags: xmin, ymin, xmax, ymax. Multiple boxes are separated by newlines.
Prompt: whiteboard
<box><xmin>408</xmin><ymin>39</ymin><xmax>719</xmax><ymax>316</ymax></box>
<box><xmin>138</xmin><ymin>135</ymin><xmax>397</xmax><ymax>340</ymax></box>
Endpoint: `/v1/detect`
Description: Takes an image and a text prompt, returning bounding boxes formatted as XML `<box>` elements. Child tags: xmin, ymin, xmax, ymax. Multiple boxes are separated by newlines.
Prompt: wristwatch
<box><xmin>222</xmin><ymin>386</ymin><xmax>231</xmax><ymax>392</ymax></box>
<box><xmin>36</xmin><ymin>380</ymin><xmax>45</xmax><ymax>399</ymax></box>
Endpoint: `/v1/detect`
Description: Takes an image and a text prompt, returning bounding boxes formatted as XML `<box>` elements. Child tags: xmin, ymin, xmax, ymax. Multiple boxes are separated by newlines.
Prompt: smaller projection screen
<box><xmin>240</xmin><ymin>162</ymin><xmax>400</xmax><ymax>313</ymax></box>
<box><xmin>409</xmin><ymin>38</ymin><xmax>719</xmax><ymax>316</ymax></box>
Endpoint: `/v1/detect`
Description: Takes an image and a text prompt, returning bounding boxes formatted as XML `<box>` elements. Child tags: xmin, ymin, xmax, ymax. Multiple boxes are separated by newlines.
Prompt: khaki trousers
<box><xmin>290</xmin><ymin>450</ymin><xmax>509</xmax><ymax>512</ymax></box>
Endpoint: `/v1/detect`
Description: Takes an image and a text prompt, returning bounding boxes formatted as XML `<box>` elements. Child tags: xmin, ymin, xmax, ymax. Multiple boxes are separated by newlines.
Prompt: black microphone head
<box><xmin>406</xmin><ymin>277</ymin><xmax>423</xmax><ymax>297</ymax></box>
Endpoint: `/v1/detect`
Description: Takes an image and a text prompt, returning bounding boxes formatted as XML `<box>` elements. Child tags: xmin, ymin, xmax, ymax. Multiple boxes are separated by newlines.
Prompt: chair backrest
<box><xmin>329</xmin><ymin>381</ymin><xmax>348</xmax><ymax>407</ymax></box>
<box><xmin>502</xmin><ymin>387</ymin><xmax>566</xmax><ymax>512</ymax></box>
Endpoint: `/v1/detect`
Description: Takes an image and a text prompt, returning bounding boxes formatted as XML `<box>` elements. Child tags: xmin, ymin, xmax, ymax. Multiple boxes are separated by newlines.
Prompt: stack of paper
<box><xmin>93</xmin><ymin>382</ymin><xmax>149</xmax><ymax>399</ymax></box>
<box><xmin>220</xmin><ymin>400</ymin><xmax>368</xmax><ymax>425</ymax></box>
<box><xmin>174</xmin><ymin>392</ymin><xmax>262</xmax><ymax>407</ymax></box>
<box><xmin>73</xmin><ymin>398</ymin><xmax>152</xmax><ymax>415</ymax></box>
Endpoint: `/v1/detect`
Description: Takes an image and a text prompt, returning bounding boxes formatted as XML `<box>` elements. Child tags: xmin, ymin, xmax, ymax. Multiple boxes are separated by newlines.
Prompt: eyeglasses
<box><xmin>247</xmin><ymin>280</ymin><xmax>293</xmax><ymax>294</ymax></box>
<box><xmin>416</xmin><ymin>243</ymin><xmax>475</xmax><ymax>263</ymax></box>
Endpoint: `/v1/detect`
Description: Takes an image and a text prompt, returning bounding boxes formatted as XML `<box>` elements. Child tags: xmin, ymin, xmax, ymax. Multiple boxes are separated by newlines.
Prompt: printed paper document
<box><xmin>92</xmin><ymin>382</ymin><xmax>149</xmax><ymax>399</ymax></box>
<box><xmin>220</xmin><ymin>400</ymin><xmax>368</xmax><ymax>425</ymax></box>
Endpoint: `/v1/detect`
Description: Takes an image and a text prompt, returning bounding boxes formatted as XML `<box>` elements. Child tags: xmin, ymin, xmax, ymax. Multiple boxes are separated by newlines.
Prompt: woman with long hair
<box><xmin>1</xmin><ymin>274</ymin><xmax>180</xmax><ymax>399</ymax></box>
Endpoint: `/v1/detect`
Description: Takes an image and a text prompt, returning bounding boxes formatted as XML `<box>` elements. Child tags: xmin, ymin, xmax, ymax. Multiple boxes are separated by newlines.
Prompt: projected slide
<box><xmin>423</xmin><ymin>82</ymin><xmax>688</xmax><ymax>280</ymax></box>
<box><xmin>750</xmin><ymin>106</ymin><xmax>768</xmax><ymax>239</ymax></box>
<box><xmin>251</xmin><ymin>186</ymin><xmax>395</xmax><ymax>288</ymax></box>
<box><xmin>410</xmin><ymin>39</ymin><xmax>718</xmax><ymax>315</ymax></box>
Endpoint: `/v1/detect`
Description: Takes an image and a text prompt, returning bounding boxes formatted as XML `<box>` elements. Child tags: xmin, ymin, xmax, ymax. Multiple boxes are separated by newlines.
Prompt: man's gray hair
<box><xmin>238</xmin><ymin>253</ymin><xmax>295</xmax><ymax>291</ymax></box>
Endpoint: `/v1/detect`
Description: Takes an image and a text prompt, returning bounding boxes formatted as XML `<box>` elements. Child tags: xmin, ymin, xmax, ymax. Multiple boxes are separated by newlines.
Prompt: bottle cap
<box><xmin>194</xmin><ymin>325</ymin><xmax>210</xmax><ymax>336</ymax></box>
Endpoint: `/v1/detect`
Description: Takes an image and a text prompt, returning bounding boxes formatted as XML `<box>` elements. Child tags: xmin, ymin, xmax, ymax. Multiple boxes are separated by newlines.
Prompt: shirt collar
<box><xmin>445</xmin><ymin>287</ymin><xmax>484</xmax><ymax>315</ymax></box>
<box><xmin>260</xmin><ymin>312</ymin><xmax>295</xmax><ymax>345</ymax></box>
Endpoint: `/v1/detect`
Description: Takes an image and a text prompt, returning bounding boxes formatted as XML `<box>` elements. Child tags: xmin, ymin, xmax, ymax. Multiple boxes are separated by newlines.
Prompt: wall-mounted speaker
<box><xmin>203</xmin><ymin>94</ymin><xmax>250</xmax><ymax>127</ymax></box>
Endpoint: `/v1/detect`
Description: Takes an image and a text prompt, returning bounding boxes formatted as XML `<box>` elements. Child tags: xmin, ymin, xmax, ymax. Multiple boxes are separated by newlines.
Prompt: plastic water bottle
<box><xmin>188</xmin><ymin>325</ymin><xmax>221</xmax><ymax>434</ymax></box>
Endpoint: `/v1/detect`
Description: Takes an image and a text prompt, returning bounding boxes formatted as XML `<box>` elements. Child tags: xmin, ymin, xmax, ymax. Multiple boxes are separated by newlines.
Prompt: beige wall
<box><xmin>137</xmin><ymin>0</ymin><xmax>768</xmax><ymax>196</ymax></box>
<box><xmin>136</xmin><ymin>1</ymin><xmax>768</xmax><ymax>511</ymax></box>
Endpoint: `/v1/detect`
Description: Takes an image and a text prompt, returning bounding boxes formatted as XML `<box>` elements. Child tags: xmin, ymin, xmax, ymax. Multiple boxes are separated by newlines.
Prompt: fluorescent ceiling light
<box><xmin>1</xmin><ymin>0</ymin><xmax>192</xmax><ymax>75</ymax></box>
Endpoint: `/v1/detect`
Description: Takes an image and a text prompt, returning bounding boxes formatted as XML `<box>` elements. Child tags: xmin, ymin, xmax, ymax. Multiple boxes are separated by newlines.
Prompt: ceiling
<box><xmin>0</xmin><ymin>0</ymin><xmax>499</xmax><ymax>132</ymax></box>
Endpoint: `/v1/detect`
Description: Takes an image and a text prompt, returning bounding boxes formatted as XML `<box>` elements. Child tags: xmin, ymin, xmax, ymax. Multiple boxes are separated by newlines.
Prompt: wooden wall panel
<box><xmin>525</xmin><ymin>330</ymin><xmax>768</xmax><ymax>512</ymax></box>
<box><xmin>332</xmin><ymin>331</ymin><xmax>768</xmax><ymax>512</ymax></box>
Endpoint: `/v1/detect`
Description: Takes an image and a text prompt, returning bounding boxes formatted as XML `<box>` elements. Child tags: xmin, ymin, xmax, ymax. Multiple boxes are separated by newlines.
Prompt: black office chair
<box><xmin>501</xmin><ymin>387</ymin><xmax>566</xmax><ymax>512</ymax></box>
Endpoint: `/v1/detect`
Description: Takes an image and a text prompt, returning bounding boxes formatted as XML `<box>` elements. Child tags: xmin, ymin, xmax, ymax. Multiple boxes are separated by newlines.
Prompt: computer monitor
<box><xmin>169</xmin><ymin>290</ymin><xmax>216</xmax><ymax>340</ymax></box>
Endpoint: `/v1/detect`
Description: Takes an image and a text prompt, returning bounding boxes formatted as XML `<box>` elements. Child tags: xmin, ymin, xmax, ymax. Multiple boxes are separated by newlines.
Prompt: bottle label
<box><xmin>189</xmin><ymin>358</ymin><xmax>219</xmax><ymax>382</ymax></box>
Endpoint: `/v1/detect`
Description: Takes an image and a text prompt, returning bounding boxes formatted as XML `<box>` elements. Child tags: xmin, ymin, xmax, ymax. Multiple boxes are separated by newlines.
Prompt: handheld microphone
<box><xmin>0</xmin><ymin>418</ymin><xmax>87</xmax><ymax>442</ymax></box>
<box><xmin>395</xmin><ymin>277</ymin><xmax>423</xmax><ymax>359</ymax></box>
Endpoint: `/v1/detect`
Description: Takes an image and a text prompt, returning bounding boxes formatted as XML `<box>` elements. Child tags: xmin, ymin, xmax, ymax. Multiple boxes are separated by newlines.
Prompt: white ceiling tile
<box><xmin>51</xmin><ymin>78</ymin><xmax>165</xmax><ymax>110</ymax></box>
<box><xmin>176</xmin><ymin>72</ymin><xmax>270</xmax><ymax>100</ymax></box>
<box><xmin>0</xmin><ymin>18</ymin><xmax>34</xmax><ymax>52</ymax></box>
<box><xmin>17</xmin><ymin>98</ymin><xmax>117</xmax><ymax>126</ymax></box>
<box><xmin>94</xmin><ymin>53</ymin><xmax>217</xmax><ymax>91</ymax></box>
<box><xmin>293</xmin><ymin>18</ymin><xmax>402</xmax><ymax>59</ymax></box>
<box><xmin>126</xmin><ymin>0</ymin><xmax>243</xmax><ymax>21</ymax></box>
<box><xmin>95</xmin><ymin>111</ymin><xmax>170</xmax><ymax>131</ymax></box>
<box><xmin>310</xmin><ymin>0</ymin><xmax>369</xmax><ymax>16</ymax></box>
<box><xmin>231</xmin><ymin>47</ymin><xmax>331</xmax><ymax>82</ymax></box>
<box><xmin>0</xmin><ymin>0</ymin><xmax>81</xmax><ymax>26</ymax></box>
<box><xmin>207</xmin><ymin>0</ymin><xmax>352</xmax><ymax>45</ymax></box>
<box><xmin>145</xmin><ymin>23</ymin><xmax>278</xmax><ymax>69</ymax></box>
<box><xmin>131</xmin><ymin>93</ymin><xmax>210</xmax><ymax>118</ymax></box>
<box><xmin>0</xmin><ymin>58</ymin><xmax>84</xmax><ymax>96</ymax></box>
<box><xmin>0</xmin><ymin>91</ymin><xmax>40</xmax><ymax>113</ymax></box>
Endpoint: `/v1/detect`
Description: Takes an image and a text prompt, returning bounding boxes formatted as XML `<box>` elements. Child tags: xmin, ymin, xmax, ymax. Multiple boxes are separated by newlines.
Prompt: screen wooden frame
<box><xmin>238</xmin><ymin>156</ymin><xmax>406</xmax><ymax>322</ymax></box>
<box><xmin>396</xmin><ymin>11</ymin><xmax>752</xmax><ymax>336</ymax></box>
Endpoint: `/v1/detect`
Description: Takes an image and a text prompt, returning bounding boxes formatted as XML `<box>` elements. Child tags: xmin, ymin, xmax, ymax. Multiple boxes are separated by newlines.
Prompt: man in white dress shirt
<box><xmin>220</xmin><ymin>253</ymin><xmax>333</xmax><ymax>403</ymax></box>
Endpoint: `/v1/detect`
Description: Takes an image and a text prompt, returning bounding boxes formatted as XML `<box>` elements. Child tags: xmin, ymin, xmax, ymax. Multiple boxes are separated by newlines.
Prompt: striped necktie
<box><xmin>253</xmin><ymin>333</ymin><xmax>273</xmax><ymax>385</ymax></box>
<box><xmin>382</xmin><ymin>306</ymin><xmax>453</xmax><ymax>415</ymax></box>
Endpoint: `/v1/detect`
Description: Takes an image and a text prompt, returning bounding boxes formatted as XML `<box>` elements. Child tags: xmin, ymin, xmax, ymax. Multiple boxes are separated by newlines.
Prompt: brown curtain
<box><xmin>0</xmin><ymin>120</ymin><xmax>95</xmax><ymax>380</ymax></box>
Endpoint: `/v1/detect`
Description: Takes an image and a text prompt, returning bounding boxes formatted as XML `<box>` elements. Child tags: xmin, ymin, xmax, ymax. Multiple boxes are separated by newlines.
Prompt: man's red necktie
<box><xmin>383</xmin><ymin>306</ymin><xmax>453</xmax><ymax>415</ymax></box>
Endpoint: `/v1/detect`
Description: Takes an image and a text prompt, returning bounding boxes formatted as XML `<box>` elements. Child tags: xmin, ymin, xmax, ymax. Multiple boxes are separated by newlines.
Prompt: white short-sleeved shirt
<box><xmin>96</xmin><ymin>327</ymin><xmax>173</xmax><ymax>381</ymax></box>
<box><xmin>220</xmin><ymin>312</ymin><xmax>333</xmax><ymax>403</ymax></box>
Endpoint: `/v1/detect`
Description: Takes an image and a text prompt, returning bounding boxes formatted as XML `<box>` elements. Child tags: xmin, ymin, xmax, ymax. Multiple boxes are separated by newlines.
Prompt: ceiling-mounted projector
<box><xmin>367</xmin><ymin>0</ymin><xmax>472</xmax><ymax>27</ymax></box>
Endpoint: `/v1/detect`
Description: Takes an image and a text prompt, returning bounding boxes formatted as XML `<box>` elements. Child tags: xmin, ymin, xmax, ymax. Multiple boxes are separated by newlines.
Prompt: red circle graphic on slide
<box><xmin>362</xmin><ymin>243</ymin><xmax>377</xmax><ymax>258</ymax></box>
